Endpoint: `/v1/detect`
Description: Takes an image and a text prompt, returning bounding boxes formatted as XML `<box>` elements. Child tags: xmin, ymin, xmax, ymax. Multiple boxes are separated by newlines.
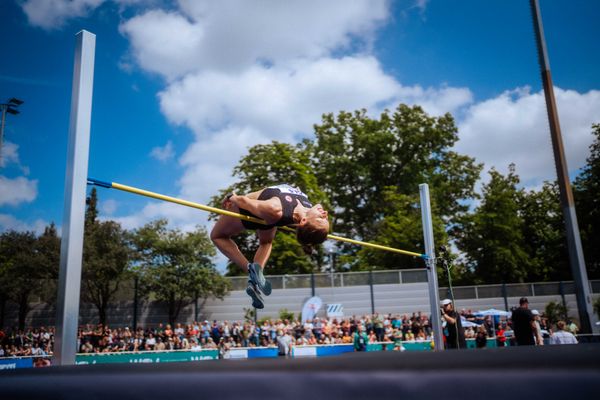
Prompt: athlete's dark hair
<box><xmin>296</xmin><ymin>221</ymin><xmax>329</xmax><ymax>255</ymax></box>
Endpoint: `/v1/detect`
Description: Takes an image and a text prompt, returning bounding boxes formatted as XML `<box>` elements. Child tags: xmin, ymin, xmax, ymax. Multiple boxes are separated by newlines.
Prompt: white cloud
<box><xmin>158</xmin><ymin>57</ymin><xmax>402</xmax><ymax>135</ymax></box>
<box><xmin>21</xmin><ymin>0</ymin><xmax>106</xmax><ymax>29</ymax></box>
<box><xmin>159</xmin><ymin>57</ymin><xmax>473</xmax><ymax>214</ymax></box>
<box><xmin>456</xmin><ymin>87</ymin><xmax>600</xmax><ymax>187</ymax></box>
<box><xmin>150</xmin><ymin>140</ymin><xmax>175</xmax><ymax>162</ymax></box>
<box><xmin>0</xmin><ymin>176</ymin><xmax>38</xmax><ymax>206</ymax></box>
<box><xmin>1</xmin><ymin>141</ymin><xmax>20</xmax><ymax>167</ymax></box>
<box><xmin>114</xmin><ymin>1</ymin><xmax>598</xmax><ymax>247</ymax></box>
<box><xmin>21</xmin><ymin>0</ymin><xmax>148</xmax><ymax>30</ymax></box>
<box><xmin>0</xmin><ymin>214</ymin><xmax>47</xmax><ymax>234</ymax></box>
<box><xmin>120</xmin><ymin>0</ymin><xmax>389</xmax><ymax>80</ymax></box>
<box><xmin>1</xmin><ymin>141</ymin><xmax>29</xmax><ymax>174</ymax></box>
<box><xmin>113</xmin><ymin>0</ymin><xmax>475</xmax><ymax>235</ymax></box>
<box><xmin>100</xmin><ymin>199</ymin><xmax>118</xmax><ymax>215</ymax></box>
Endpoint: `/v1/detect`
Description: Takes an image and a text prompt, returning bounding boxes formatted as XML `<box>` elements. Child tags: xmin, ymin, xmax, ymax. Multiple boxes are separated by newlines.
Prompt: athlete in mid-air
<box><xmin>210</xmin><ymin>184</ymin><xmax>329</xmax><ymax>309</ymax></box>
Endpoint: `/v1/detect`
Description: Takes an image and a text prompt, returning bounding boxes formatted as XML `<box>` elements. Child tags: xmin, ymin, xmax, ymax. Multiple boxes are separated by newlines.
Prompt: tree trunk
<box><xmin>98</xmin><ymin>301</ymin><xmax>107</xmax><ymax>328</ymax></box>
<box><xmin>0</xmin><ymin>297</ymin><xmax>6</xmax><ymax>329</ymax></box>
<box><xmin>17</xmin><ymin>292</ymin><xmax>31</xmax><ymax>331</ymax></box>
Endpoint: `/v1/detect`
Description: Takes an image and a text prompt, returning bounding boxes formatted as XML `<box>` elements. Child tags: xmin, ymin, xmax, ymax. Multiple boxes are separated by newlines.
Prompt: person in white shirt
<box><xmin>549</xmin><ymin>320</ymin><xmax>578</xmax><ymax>345</ymax></box>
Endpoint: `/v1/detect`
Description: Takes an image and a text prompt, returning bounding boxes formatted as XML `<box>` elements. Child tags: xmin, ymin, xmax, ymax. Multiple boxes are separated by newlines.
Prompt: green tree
<box><xmin>573</xmin><ymin>123</ymin><xmax>600</xmax><ymax>279</ymax></box>
<box><xmin>454</xmin><ymin>165</ymin><xmax>530</xmax><ymax>284</ymax></box>
<box><xmin>132</xmin><ymin>219</ymin><xmax>229</xmax><ymax>325</ymax></box>
<box><xmin>545</xmin><ymin>301</ymin><xmax>569</xmax><ymax>326</ymax></box>
<box><xmin>309</xmin><ymin>105</ymin><xmax>481</xmax><ymax>269</ymax></box>
<box><xmin>356</xmin><ymin>189</ymin><xmax>440</xmax><ymax>270</ymax></box>
<box><xmin>210</xmin><ymin>142</ymin><xmax>325</xmax><ymax>275</ymax></box>
<box><xmin>519</xmin><ymin>182</ymin><xmax>569</xmax><ymax>281</ymax></box>
<box><xmin>35</xmin><ymin>223</ymin><xmax>61</xmax><ymax>306</ymax></box>
<box><xmin>82</xmin><ymin>188</ymin><xmax>132</xmax><ymax>327</ymax></box>
<box><xmin>0</xmin><ymin>228</ymin><xmax>58</xmax><ymax>330</ymax></box>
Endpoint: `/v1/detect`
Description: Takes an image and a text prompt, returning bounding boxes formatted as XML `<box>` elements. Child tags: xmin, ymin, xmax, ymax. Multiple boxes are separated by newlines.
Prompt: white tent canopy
<box><xmin>474</xmin><ymin>308</ymin><xmax>512</xmax><ymax>317</ymax></box>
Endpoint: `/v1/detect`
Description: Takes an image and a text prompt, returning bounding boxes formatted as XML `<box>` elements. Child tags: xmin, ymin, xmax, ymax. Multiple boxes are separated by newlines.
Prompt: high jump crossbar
<box><xmin>87</xmin><ymin>178</ymin><xmax>427</xmax><ymax>259</ymax></box>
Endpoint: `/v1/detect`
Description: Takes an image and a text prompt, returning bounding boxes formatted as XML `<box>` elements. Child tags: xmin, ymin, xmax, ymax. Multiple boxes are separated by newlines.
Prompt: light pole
<box><xmin>328</xmin><ymin>249</ymin><xmax>336</xmax><ymax>305</ymax></box>
<box><xmin>0</xmin><ymin>97</ymin><xmax>24</xmax><ymax>166</ymax></box>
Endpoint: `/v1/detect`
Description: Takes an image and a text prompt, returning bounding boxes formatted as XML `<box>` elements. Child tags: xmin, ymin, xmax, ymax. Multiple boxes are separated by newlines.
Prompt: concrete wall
<box><xmin>4</xmin><ymin>282</ymin><xmax>598</xmax><ymax>328</ymax></box>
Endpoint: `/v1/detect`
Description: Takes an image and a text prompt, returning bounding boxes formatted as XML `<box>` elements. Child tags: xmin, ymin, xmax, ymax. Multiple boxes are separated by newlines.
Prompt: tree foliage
<box><xmin>82</xmin><ymin>188</ymin><xmax>132</xmax><ymax>327</ymax></box>
<box><xmin>573</xmin><ymin>123</ymin><xmax>600</xmax><ymax>279</ymax></box>
<box><xmin>0</xmin><ymin>225</ymin><xmax>59</xmax><ymax>330</ymax></box>
<box><xmin>310</xmin><ymin>106</ymin><xmax>481</xmax><ymax>243</ymax></box>
<box><xmin>519</xmin><ymin>182</ymin><xmax>569</xmax><ymax>281</ymax></box>
<box><xmin>454</xmin><ymin>166</ymin><xmax>531</xmax><ymax>284</ymax></box>
<box><xmin>217</xmin><ymin>105</ymin><xmax>482</xmax><ymax>274</ymax></box>
<box><xmin>132</xmin><ymin>219</ymin><xmax>229</xmax><ymax>325</ymax></box>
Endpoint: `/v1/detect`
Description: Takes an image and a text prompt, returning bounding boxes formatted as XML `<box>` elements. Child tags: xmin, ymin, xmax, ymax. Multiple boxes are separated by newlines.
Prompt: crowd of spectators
<box><xmin>0</xmin><ymin>309</ymin><xmax>580</xmax><ymax>358</ymax></box>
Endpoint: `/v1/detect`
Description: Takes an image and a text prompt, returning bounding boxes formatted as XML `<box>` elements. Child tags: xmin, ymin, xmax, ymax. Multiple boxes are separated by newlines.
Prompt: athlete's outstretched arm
<box><xmin>228</xmin><ymin>194</ymin><xmax>282</xmax><ymax>224</ymax></box>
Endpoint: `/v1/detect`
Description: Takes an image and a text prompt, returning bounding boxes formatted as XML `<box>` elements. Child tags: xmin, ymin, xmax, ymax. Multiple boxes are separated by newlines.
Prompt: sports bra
<box><xmin>239</xmin><ymin>184</ymin><xmax>312</xmax><ymax>230</ymax></box>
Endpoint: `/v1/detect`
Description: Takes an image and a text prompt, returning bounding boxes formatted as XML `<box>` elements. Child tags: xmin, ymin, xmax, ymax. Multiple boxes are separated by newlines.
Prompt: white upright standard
<box><xmin>420</xmin><ymin>183</ymin><xmax>444</xmax><ymax>351</ymax></box>
<box><xmin>55</xmin><ymin>30</ymin><xmax>96</xmax><ymax>366</ymax></box>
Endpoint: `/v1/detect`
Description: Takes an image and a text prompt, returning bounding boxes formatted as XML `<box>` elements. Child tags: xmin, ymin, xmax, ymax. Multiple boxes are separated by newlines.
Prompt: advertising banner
<box><xmin>292</xmin><ymin>346</ymin><xmax>317</xmax><ymax>357</ymax></box>
<box><xmin>316</xmin><ymin>344</ymin><xmax>354</xmax><ymax>356</ymax></box>
<box><xmin>301</xmin><ymin>296</ymin><xmax>323</xmax><ymax>323</ymax></box>
<box><xmin>75</xmin><ymin>349</ymin><xmax>218</xmax><ymax>364</ymax></box>
<box><xmin>248</xmin><ymin>347</ymin><xmax>278</xmax><ymax>358</ymax></box>
<box><xmin>0</xmin><ymin>357</ymin><xmax>34</xmax><ymax>370</ymax></box>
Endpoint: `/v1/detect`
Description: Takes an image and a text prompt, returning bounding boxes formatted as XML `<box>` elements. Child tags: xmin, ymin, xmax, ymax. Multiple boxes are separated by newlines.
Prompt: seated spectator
<box><xmin>464</xmin><ymin>327</ymin><xmax>475</xmax><ymax>339</ymax></box>
<box><xmin>393</xmin><ymin>328</ymin><xmax>404</xmax><ymax>349</ymax></box>
<box><xmin>80</xmin><ymin>339</ymin><xmax>93</xmax><ymax>353</ymax></box>
<box><xmin>296</xmin><ymin>336</ymin><xmax>308</xmax><ymax>346</ymax></box>
<box><xmin>549</xmin><ymin>321</ymin><xmax>578</xmax><ymax>345</ymax></box>
<box><xmin>367</xmin><ymin>330</ymin><xmax>377</xmax><ymax>343</ymax></box>
<box><xmin>155</xmin><ymin>337</ymin><xmax>166</xmax><ymax>351</ymax></box>
<box><xmin>145</xmin><ymin>333</ymin><xmax>156</xmax><ymax>350</ymax></box>
<box><xmin>567</xmin><ymin>320</ymin><xmax>579</xmax><ymax>335</ymax></box>
<box><xmin>204</xmin><ymin>337</ymin><xmax>217</xmax><ymax>349</ymax></box>
<box><xmin>190</xmin><ymin>338</ymin><xmax>202</xmax><ymax>352</ymax></box>
<box><xmin>341</xmin><ymin>331</ymin><xmax>353</xmax><ymax>344</ymax></box>
<box><xmin>164</xmin><ymin>324</ymin><xmax>173</xmax><ymax>339</ymax></box>
<box><xmin>475</xmin><ymin>326</ymin><xmax>487</xmax><ymax>348</ymax></box>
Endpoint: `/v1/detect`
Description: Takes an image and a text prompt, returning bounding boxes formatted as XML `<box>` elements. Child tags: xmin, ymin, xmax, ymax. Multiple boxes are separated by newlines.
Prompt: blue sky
<box><xmin>1</xmin><ymin>0</ymin><xmax>599</xmax><ymax>262</ymax></box>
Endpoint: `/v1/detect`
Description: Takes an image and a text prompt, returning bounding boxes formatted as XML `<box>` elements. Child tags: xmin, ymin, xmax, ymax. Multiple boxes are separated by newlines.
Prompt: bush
<box><xmin>279</xmin><ymin>308</ymin><xmax>294</xmax><ymax>321</ymax></box>
<box><xmin>243</xmin><ymin>307</ymin><xmax>255</xmax><ymax>323</ymax></box>
<box><xmin>545</xmin><ymin>301</ymin><xmax>568</xmax><ymax>325</ymax></box>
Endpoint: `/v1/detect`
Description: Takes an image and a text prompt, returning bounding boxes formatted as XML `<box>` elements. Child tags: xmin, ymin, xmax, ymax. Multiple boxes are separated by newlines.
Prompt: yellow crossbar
<box><xmin>88</xmin><ymin>178</ymin><xmax>426</xmax><ymax>258</ymax></box>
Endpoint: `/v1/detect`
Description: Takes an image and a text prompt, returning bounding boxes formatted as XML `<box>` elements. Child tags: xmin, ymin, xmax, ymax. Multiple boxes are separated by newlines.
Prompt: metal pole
<box><xmin>55</xmin><ymin>30</ymin><xmax>96</xmax><ymax>365</ymax></box>
<box><xmin>502</xmin><ymin>283</ymin><xmax>509</xmax><ymax>312</ymax></box>
<box><xmin>369</xmin><ymin>269</ymin><xmax>375</xmax><ymax>315</ymax></box>
<box><xmin>132</xmin><ymin>276</ymin><xmax>138</xmax><ymax>330</ymax></box>
<box><xmin>420</xmin><ymin>184</ymin><xmax>444</xmax><ymax>351</ymax></box>
<box><xmin>194</xmin><ymin>292</ymin><xmax>199</xmax><ymax>322</ymax></box>
<box><xmin>530</xmin><ymin>0</ymin><xmax>595</xmax><ymax>333</ymax></box>
<box><xmin>0</xmin><ymin>105</ymin><xmax>6</xmax><ymax>166</ymax></box>
<box><xmin>559</xmin><ymin>281</ymin><xmax>567</xmax><ymax>310</ymax></box>
<box><xmin>310</xmin><ymin>271</ymin><xmax>315</xmax><ymax>297</ymax></box>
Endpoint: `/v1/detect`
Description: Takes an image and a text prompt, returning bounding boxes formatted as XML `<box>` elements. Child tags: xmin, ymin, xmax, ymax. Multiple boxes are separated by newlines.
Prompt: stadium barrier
<box><xmin>1</xmin><ymin>338</ymin><xmax>510</xmax><ymax>369</ymax></box>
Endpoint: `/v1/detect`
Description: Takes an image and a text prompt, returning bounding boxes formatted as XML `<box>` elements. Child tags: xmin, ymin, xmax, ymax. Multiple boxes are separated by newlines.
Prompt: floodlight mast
<box><xmin>530</xmin><ymin>0</ymin><xmax>596</xmax><ymax>333</ymax></box>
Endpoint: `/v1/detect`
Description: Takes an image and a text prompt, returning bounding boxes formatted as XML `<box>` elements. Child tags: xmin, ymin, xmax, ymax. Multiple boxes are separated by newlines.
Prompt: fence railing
<box><xmin>20</xmin><ymin>270</ymin><xmax>600</xmax><ymax>304</ymax></box>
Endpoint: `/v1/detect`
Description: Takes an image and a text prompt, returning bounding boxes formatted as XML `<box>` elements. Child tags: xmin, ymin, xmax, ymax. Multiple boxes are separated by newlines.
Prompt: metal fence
<box><xmin>3</xmin><ymin>270</ymin><xmax>599</xmax><ymax>329</ymax></box>
<box><xmin>21</xmin><ymin>270</ymin><xmax>600</xmax><ymax>304</ymax></box>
